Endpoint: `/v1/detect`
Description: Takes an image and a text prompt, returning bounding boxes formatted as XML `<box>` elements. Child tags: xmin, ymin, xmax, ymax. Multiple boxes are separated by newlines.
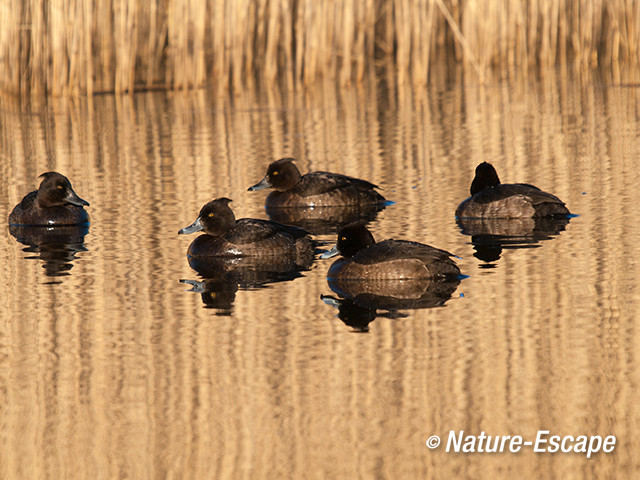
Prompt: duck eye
<box><xmin>208</xmin><ymin>212</ymin><xmax>214</xmax><ymax>217</ymax></box>
<box><xmin>340</xmin><ymin>236</ymin><xmax>346</xmax><ymax>242</ymax></box>
<box><xmin>272</xmin><ymin>170</ymin><xmax>278</xmax><ymax>175</ymax></box>
<box><xmin>57</xmin><ymin>185</ymin><xmax>64</xmax><ymax>190</ymax></box>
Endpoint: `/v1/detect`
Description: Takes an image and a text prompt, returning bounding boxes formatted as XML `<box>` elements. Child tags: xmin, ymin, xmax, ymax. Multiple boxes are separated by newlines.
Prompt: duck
<box><xmin>248</xmin><ymin>157</ymin><xmax>386</xmax><ymax>207</ymax></box>
<box><xmin>456</xmin><ymin>162</ymin><xmax>571</xmax><ymax>218</ymax></box>
<box><xmin>178</xmin><ymin>197</ymin><xmax>315</xmax><ymax>260</ymax></box>
<box><xmin>9</xmin><ymin>172</ymin><xmax>90</xmax><ymax>226</ymax></box>
<box><xmin>321</xmin><ymin>223</ymin><xmax>460</xmax><ymax>280</ymax></box>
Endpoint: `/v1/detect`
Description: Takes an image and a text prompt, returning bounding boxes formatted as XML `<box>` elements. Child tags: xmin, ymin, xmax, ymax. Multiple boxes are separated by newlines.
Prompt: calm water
<box><xmin>1</xmin><ymin>70</ymin><xmax>639</xmax><ymax>479</ymax></box>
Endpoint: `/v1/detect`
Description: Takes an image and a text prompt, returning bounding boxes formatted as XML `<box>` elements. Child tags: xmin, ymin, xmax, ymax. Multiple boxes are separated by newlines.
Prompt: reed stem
<box><xmin>2</xmin><ymin>0</ymin><xmax>639</xmax><ymax>96</ymax></box>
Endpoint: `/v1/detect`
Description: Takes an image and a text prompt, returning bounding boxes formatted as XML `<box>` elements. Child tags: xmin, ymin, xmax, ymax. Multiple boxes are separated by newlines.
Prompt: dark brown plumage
<box><xmin>456</xmin><ymin>162</ymin><xmax>570</xmax><ymax>218</ymax></box>
<box><xmin>178</xmin><ymin>197</ymin><xmax>315</xmax><ymax>262</ymax></box>
<box><xmin>321</xmin><ymin>223</ymin><xmax>460</xmax><ymax>280</ymax></box>
<box><xmin>249</xmin><ymin>158</ymin><xmax>386</xmax><ymax>207</ymax></box>
<box><xmin>9</xmin><ymin>172</ymin><xmax>90</xmax><ymax>226</ymax></box>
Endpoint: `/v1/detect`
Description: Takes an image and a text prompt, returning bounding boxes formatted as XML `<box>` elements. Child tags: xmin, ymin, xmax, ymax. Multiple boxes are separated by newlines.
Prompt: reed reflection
<box><xmin>457</xmin><ymin>216</ymin><xmax>571</xmax><ymax>263</ymax></box>
<box><xmin>322</xmin><ymin>276</ymin><xmax>460</xmax><ymax>332</ymax></box>
<box><xmin>9</xmin><ymin>225</ymin><xmax>89</xmax><ymax>281</ymax></box>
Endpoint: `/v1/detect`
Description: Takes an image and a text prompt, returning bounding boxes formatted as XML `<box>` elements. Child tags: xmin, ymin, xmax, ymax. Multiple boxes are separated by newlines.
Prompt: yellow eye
<box><xmin>208</xmin><ymin>212</ymin><xmax>214</xmax><ymax>217</ymax></box>
<box><xmin>272</xmin><ymin>171</ymin><xmax>278</xmax><ymax>175</ymax></box>
<box><xmin>57</xmin><ymin>185</ymin><xmax>64</xmax><ymax>190</ymax></box>
<box><xmin>340</xmin><ymin>236</ymin><xmax>346</xmax><ymax>241</ymax></box>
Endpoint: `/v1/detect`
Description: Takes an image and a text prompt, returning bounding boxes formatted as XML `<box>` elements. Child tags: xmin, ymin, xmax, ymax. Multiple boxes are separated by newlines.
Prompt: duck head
<box><xmin>470</xmin><ymin>162</ymin><xmax>501</xmax><ymax>196</ymax></box>
<box><xmin>179</xmin><ymin>197</ymin><xmax>236</xmax><ymax>237</ymax></box>
<box><xmin>321</xmin><ymin>222</ymin><xmax>376</xmax><ymax>259</ymax></box>
<box><xmin>37</xmin><ymin>172</ymin><xmax>90</xmax><ymax>208</ymax></box>
<box><xmin>248</xmin><ymin>157</ymin><xmax>302</xmax><ymax>192</ymax></box>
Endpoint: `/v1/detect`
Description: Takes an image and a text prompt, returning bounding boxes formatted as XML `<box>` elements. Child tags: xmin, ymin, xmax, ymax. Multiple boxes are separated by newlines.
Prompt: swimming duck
<box><xmin>9</xmin><ymin>172</ymin><xmax>90</xmax><ymax>226</ymax></box>
<box><xmin>178</xmin><ymin>197</ymin><xmax>315</xmax><ymax>260</ymax></box>
<box><xmin>456</xmin><ymin>162</ymin><xmax>570</xmax><ymax>218</ymax></box>
<box><xmin>248</xmin><ymin>157</ymin><xmax>386</xmax><ymax>207</ymax></box>
<box><xmin>321</xmin><ymin>223</ymin><xmax>460</xmax><ymax>280</ymax></box>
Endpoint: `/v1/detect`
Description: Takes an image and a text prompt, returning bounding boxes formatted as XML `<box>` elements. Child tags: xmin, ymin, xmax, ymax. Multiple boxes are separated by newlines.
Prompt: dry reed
<box><xmin>1</xmin><ymin>0</ymin><xmax>640</xmax><ymax>96</ymax></box>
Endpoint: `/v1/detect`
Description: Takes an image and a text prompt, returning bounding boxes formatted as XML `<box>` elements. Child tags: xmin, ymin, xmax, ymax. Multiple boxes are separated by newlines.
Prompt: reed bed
<box><xmin>2</xmin><ymin>0</ymin><xmax>640</xmax><ymax>95</ymax></box>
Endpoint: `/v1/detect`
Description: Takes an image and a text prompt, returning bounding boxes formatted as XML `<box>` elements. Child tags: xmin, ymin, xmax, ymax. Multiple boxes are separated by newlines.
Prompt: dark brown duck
<box><xmin>321</xmin><ymin>223</ymin><xmax>460</xmax><ymax>280</ymax></box>
<box><xmin>9</xmin><ymin>172</ymin><xmax>90</xmax><ymax>226</ymax></box>
<box><xmin>178</xmin><ymin>197</ymin><xmax>315</xmax><ymax>261</ymax></box>
<box><xmin>248</xmin><ymin>157</ymin><xmax>386</xmax><ymax>207</ymax></box>
<box><xmin>456</xmin><ymin>162</ymin><xmax>570</xmax><ymax>218</ymax></box>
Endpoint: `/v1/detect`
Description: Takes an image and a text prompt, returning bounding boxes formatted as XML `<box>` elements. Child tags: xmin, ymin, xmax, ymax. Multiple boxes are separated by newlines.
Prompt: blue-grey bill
<box><xmin>248</xmin><ymin>176</ymin><xmax>271</xmax><ymax>191</ymax></box>
<box><xmin>320</xmin><ymin>245</ymin><xmax>340</xmax><ymax>259</ymax></box>
<box><xmin>66</xmin><ymin>190</ymin><xmax>90</xmax><ymax>206</ymax></box>
<box><xmin>320</xmin><ymin>294</ymin><xmax>342</xmax><ymax>308</ymax></box>
<box><xmin>180</xmin><ymin>279</ymin><xmax>205</xmax><ymax>292</ymax></box>
<box><xmin>178</xmin><ymin>217</ymin><xmax>203</xmax><ymax>235</ymax></box>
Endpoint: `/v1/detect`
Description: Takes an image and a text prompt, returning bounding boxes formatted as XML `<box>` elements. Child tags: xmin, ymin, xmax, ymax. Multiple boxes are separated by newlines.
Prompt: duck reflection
<box><xmin>322</xmin><ymin>275</ymin><xmax>461</xmax><ymax>331</ymax></box>
<box><xmin>180</xmin><ymin>278</ymin><xmax>238</xmax><ymax>314</ymax></box>
<box><xmin>9</xmin><ymin>225</ymin><xmax>89</xmax><ymax>280</ymax></box>
<box><xmin>265</xmin><ymin>203</ymin><xmax>386</xmax><ymax>235</ymax></box>
<box><xmin>181</xmin><ymin>254</ymin><xmax>312</xmax><ymax>313</ymax></box>
<box><xmin>457</xmin><ymin>216</ymin><xmax>571</xmax><ymax>263</ymax></box>
<box><xmin>321</xmin><ymin>295</ymin><xmax>396</xmax><ymax>332</ymax></box>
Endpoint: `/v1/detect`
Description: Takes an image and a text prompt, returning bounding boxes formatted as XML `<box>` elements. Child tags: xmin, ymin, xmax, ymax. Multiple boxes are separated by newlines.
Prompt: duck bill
<box><xmin>320</xmin><ymin>294</ymin><xmax>342</xmax><ymax>308</ymax></box>
<box><xmin>65</xmin><ymin>189</ymin><xmax>90</xmax><ymax>207</ymax></box>
<box><xmin>178</xmin><ymin>217</ymin><xmax>203</xmax><ymax>235</ymax></box>
<box><xmin>320</xmin><ymin>245</ymin><xmax>340</xmax><ymax>259</ymax></box>
<box><xmin>180</xmin><ymin>279</ymin><xmax>205</xmax><ymax>292</ymax></box>
<box><xmin>248</xmin><ymin>176</ymin><xmax>271</xmax><ymax>191</ymax></box>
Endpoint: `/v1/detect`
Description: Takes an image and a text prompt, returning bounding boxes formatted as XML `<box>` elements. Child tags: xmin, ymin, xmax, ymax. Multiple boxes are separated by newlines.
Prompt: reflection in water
<box><xmin>1</xmin><ymin>73</ymin><xmax>640</xmax><ymax>478</ymax></box>
<box><xmin>265</xmin><ymin>203</ymin><xmax>387</xmax><ymax>235</ymax></box>
<box><xmin>323</xmin><ymin>275</ymin><xmax>461</xmax><ymax>331</ymax></box>
<box><xmin>9</xmin><ymin>225</ymin><xmax>89</xmax><ymax>281</ymax></box>
<box><xmin>457</xmin><ymin>216</ymin><xmax>571</xmax><ymax>263</ymax></box>
<box><xmin>321</xmin><ymin>295</ymin><xmax>405</xmax><ymax>332</ymax></box>
<box><xmin>181</xmin><ymin>254</ymin><xmax>313</xmax><ymax>312</ymax></box>
<box><xmin>181</xmin><ymin>278</ymin><xmax>238</xmax><ymax>314</ymax></box>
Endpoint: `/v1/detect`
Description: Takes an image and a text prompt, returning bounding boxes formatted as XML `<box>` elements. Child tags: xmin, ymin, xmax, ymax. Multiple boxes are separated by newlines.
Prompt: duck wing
<box><xmin>228</xmin><ymin>219</ymin><xmax>310</xmax><ymax>244</ymax></box>
<box><xmin>473</xmin><ymin>183</ymin><xmax>565</xmax><ymax>206</ymax></box>
<box><xmin>294</xmin><ymin>172</ymin><xmax>380</xmax><ymax>197</ymax></box>
<box><xmin>352</xmin><ymin>239</ymin><xmax>456</xmax><ymax>265</ymax></box>
<box><xmin>15</xmin><ymin>190</ymin><xmax>38</xmax><ymax>209</ymax></box>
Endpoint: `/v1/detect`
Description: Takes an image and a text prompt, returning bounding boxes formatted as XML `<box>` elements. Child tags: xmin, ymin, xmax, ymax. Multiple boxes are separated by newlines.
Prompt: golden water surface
<box><xmin>1</xmin><ymin>70</ymin><xmax>639</xmax><ymax>479</ymax></box>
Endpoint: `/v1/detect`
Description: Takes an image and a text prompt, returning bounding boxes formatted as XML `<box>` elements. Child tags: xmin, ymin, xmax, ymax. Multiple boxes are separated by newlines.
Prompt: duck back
<box><xmin>328</xmin><ymin>239</ymin><xmax>460</xmax><ymax>280</ymax></box>
<box><xmin>266</xmin><ymin>171</ymin><xmax>385</xmax><ymax>208</ymax></box>
<box><xmin>188</xmin><ymin>218</ymin><xmax>314</xmax><ymax>260</ymax></box>
<box><xmin>456</xmin><ymin>183</ymin><xmax>570</xmax><ymax>218</ymax></box>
